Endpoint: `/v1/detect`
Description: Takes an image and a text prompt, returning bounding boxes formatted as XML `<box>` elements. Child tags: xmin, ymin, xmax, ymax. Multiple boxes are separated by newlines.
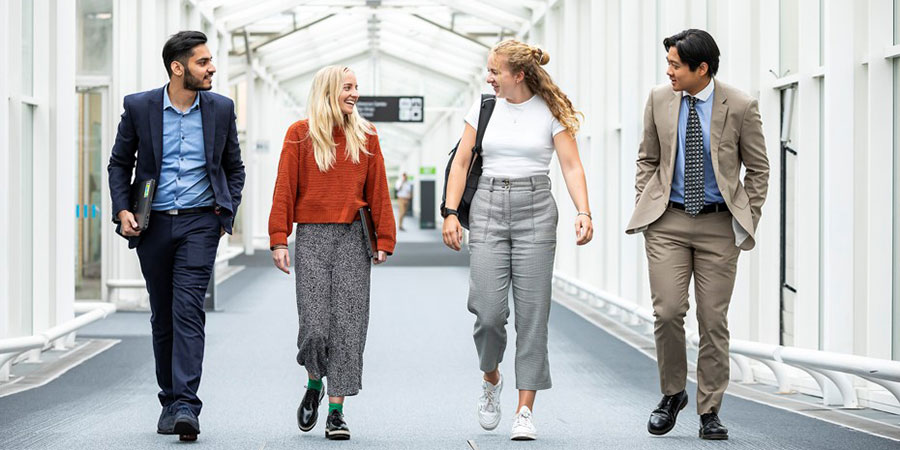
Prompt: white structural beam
<box><xmin>434</xmin><ymin>0</ymin><xmax>524</xmax><ymax>32</ymax></box>
<box><xmin>379</xmin><ymin>48</ymin><xmax>474</xmax><ymax>86</ymax></box>
<box><xmin>275</xmin><ymin>46</ymin><xmax>371</xmax><ymax>82</ymax></box>
<box><xmin>378</xmin><ymin>34</ymin><xmax>482</xmax><ymax>75</ymax></box>
<box><xmin>259</xmin><ymin>32</ymin><xmax>366</xmax><ymax>69</ymax></box>
<box><xmin>380</xmin><ymin>17</ymin><xmax>488</xmax><ymax>62</ymax></box>
<box><xmin>222</xmin><ymin>0</ymin><xmax>311</xmax><ymax>32</ymax></box>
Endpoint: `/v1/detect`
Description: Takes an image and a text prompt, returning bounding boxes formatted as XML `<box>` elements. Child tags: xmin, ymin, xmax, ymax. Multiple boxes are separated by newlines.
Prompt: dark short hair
<box><xmin>663</xmin><ymin>29</ymin><xmax>720</xmax><ymax>77</ymax></box>
<box><xmin>162</xmin><ymin>31</ymin><xmax>208</xmax><ymax>78</ymax></box>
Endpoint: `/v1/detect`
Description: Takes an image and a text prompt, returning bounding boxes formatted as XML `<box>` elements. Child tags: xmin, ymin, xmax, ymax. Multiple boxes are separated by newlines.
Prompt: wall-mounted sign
<box><xmin>356</xmin><ymin>96</ymin><xmax>424</xmax><ymax>122</ymax></box>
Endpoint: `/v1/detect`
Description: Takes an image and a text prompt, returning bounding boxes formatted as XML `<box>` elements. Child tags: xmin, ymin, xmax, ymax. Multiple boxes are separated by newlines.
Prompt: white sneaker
<box><xmin>510</xmin><ymin>406</ymin><xmax>537</xmax><ymax>440</ymax></box>
<box><xmin>477</xmin><ymin>374</ymin><xmax>503</xmax><ymax>430</ymax></box>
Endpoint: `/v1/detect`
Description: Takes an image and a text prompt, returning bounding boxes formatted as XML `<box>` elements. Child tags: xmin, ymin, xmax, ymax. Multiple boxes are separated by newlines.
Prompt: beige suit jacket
<box><xmin>625</xmin><ymin>80</ymin><xmax>769</xmax><ymax>250</ymax></box>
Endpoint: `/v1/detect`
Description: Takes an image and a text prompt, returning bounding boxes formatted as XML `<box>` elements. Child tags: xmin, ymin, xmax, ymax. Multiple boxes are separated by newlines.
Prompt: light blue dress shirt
<box><xmin>152</xmin><ymin>86</ymin><xmax>214</xmax><ymax>210</ymax></box>
<box><xmin>669</xmin><ymin>79</ymin><xmax>725</xmax><ymax>205</ymax></box>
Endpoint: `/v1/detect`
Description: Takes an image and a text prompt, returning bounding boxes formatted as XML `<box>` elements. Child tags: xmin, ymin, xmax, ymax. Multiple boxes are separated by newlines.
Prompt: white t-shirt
<box><xmin>395</xmin><ymin>179</ymin><xmax>412</xmax><ymax>199</ymax></box>
<box><xmin>464</xmin><ymin>94</ymin><xmax>566</xmax><ymax>179</ymax></box>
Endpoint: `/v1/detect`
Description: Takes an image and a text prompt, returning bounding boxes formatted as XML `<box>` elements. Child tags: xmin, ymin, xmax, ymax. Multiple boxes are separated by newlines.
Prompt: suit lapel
<box><xmin>709</xmin><ymin>82</ymin><xmax>728</xmax><ymax>179</ymax></box>
<box><xmin>200</xmin><ymin>91</ymin><xmax>216</xmax><ymax>168</ymax></box>
<box><xmin>148</xmin><ymin>88</ymin><xmax>164</xmax><ymax>175</ymax></box>
<box><xmin>666</xmin><ymin>90</ymin><xmax>681</xmax><ymax>174</ymax></box>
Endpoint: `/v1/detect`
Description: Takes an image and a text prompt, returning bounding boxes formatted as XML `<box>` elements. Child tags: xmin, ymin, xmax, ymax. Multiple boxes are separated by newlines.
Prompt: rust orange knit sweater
<box><xmin>267</xmin><ymin>120</ymin><xmax>396</xmax><ymax>254</ymax></box>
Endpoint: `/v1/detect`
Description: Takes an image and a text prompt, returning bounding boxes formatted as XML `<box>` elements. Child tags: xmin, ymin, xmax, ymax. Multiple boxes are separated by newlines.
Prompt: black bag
<box><xmin>440</xmin><ymin>94</ymin><xmax>496</xmax><ymax>229</ymax></box>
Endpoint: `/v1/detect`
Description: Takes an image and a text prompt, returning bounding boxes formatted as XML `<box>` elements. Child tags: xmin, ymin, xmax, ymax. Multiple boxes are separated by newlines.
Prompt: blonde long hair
<box><xmin>305</xmin><ymin>66</ymin><xmax>374</xmax><ymax>172</ymax></box>
<box><xmin>491</xmin><ymin>39</ymin><xmax>583</xmax><ymax>136</ymax></box>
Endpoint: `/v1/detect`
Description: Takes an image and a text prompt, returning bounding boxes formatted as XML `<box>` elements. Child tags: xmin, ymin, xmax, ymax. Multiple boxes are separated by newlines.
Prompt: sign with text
<box><xmin>356</xmin><ymin>96</ymin><xmax>424</xmax><ymax>122</ymax></box>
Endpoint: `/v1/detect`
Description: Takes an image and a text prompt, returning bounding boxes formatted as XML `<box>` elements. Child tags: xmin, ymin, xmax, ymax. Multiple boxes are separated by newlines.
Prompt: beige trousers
<box><xmin>397</xmin><ymin>197</ymin><xmax>410</xmax><ymax>229</ymax></box>
<box><xmin>643</xmin><ymin>207</ymin><xmax>741</xmax><ymax>414</ymax></box>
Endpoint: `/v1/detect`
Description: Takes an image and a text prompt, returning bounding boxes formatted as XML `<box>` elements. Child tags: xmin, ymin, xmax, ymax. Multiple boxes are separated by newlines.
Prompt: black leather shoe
<box><xmin>156</xmin><ymin>404</ymin><xmax>176</xmax><ymax>435</ymax></box>
<box><xmin>324</xmin><ymin>409</ymin><xmax>351</xmax><ymax>440</ymax></box>
<box><xmin>647</xmin><ymin>390</ymin><xmax>688</xmax><ymax>435</ymax></box>
<box><xmin>173</xmin><ymin>405</ymin><xmax>200</xmax><ymax>441</ymax></box>
<box><xmin>297</xmin><ymin>385</ymin><xmax>325</xmax><ymax>432</ymax></box>
<box><xmin>699</xmin><ymin>412</ymin><xmax>728</xmax><ymax>440</ymax></box>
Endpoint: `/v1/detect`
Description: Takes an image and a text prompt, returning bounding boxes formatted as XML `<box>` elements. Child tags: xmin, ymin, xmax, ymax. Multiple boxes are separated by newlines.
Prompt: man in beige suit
<box><xmin>626</xmin><ymin>29</ymin><xmax>769</xmax><ymax>440</ymax></box>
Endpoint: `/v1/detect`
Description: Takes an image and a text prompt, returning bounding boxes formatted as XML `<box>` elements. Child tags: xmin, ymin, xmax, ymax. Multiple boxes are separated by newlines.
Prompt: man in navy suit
<box><xmin>107</xmin><ymin>30</ymin><xmax>245</xmax><ymax>441</ymax></box>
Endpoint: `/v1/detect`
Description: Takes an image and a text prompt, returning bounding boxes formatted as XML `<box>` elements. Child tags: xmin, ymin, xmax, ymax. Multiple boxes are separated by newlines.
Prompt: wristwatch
<box><xmin>442</xmin><ymin>208</ymin><xmax>459</xmax><ymax>218</ymax></box>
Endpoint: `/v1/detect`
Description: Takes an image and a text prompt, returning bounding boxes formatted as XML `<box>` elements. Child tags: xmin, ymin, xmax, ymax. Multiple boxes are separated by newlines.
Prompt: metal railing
<box><xmin>0</xmin><ymin>301</ymin><xmax>116</xmax><ymax>382</ymax></box>
<box><xmin>553</xmin><ymin>273</ymin><xmax>900</xmax><ymax>409</ymax></box>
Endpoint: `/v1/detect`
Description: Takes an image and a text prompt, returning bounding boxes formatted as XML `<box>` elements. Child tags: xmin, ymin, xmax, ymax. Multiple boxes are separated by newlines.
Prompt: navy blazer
<box><xmin>108</xmin><ymin>86</ymin><xmax>246</xmax><ymax>249</ymax></box>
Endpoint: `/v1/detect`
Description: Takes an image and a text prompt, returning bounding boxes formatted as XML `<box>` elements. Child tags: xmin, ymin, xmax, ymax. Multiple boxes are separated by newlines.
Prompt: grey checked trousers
<box><xmin>467</xmin><ymin>175</ymin><xmax>558</xmax><ymax>390</ymax></box>
<box><xmin>294</xmin><ymin>221</ymin><xmax>371</xmax><ymax>397</ymax></box>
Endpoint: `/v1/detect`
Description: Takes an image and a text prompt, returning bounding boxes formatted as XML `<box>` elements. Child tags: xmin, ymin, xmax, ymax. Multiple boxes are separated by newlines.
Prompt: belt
<box><xmin>668</xmin><ymin>201</ymin><xmax>729</xmax><ymax>214</ymax></box>
<box><xmin>153</xmin><ymin>206</ymin><xmax>216</xmax><ymax>216</ymax></box>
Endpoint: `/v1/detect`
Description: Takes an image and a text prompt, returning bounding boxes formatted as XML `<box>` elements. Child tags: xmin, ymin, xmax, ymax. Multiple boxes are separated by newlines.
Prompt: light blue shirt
<box><xmin>152</xmin><ymin>86</ymin><xmax>214</xmax><ymax>210</ymax></box>
<box><xmin>669</xmin><ymin>79</ymin><xmax>724</xmax><ymax>204</ymax></box>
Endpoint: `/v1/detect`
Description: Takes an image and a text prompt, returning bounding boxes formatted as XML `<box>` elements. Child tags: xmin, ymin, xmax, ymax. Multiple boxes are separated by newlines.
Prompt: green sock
<box><xmin>307</xmin><ymin>378</ymin><xmax>323</xmax><ymax>391</ymax></box>
<box><xmin>329</xmin><ymin>403</ymin><xmax>343</xmax><ymax>414</ymax></box>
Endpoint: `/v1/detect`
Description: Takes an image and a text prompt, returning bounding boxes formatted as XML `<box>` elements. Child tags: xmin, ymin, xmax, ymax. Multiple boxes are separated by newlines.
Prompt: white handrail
<box><xmin>0</xmin><ymin>301</ymin><xmax>117</xmax><ymax>382</ymax></box>
<box><xmin>553</xmin><ymin>273</ymin><xmax>900</xmax><ymax>409</ymax></box>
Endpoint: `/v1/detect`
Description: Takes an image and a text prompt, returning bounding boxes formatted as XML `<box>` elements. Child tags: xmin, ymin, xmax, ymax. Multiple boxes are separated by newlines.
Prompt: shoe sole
<box><xmin>699</xmin><ymin>431</ymin><xmax>729</xmax><ymax>440</ymax></box>
<box><xmin>298</xmin><ymin>388</ymin><xmax>326</xmax><ymax>432</ymax></box>
<box><xmin>174</xmin><ymin>421</ymin><xmax>200</xmax><ymax>440</ymax></box>
<box><xmin>510</xmin><ymin>432</ymin><xmax>536</xmax><ymax>441</ymax></box>
<box><xmin>479</xmin><ymin>414</ymin><xmax>501</xmax><ymax>431</ymax></box>
<box><xmin>325</xmin><ymin>430</ymin><xmax>351</xmax><ymax>440</ymax></box>
<box><xmin>157</xmin><ymin>429</ymin><xmax>176</xmax><ymax>435</ymax></box>
<box><xmin>647</xmin><ymin>394</ymin><xmax>688</xmax><ymax>436</ymax></box>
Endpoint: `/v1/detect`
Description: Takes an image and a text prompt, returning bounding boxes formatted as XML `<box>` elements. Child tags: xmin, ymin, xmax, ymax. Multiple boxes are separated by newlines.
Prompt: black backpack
<box><xmin>440</xmin><ymin>94</ymin><xmax>496</xmax><ymax>229</ymax></box>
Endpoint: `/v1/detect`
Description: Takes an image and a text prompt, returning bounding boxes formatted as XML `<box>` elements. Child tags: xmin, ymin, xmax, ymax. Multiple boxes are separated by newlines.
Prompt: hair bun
<box><xmin>532</xmin><ymin>47</ymin><xmax>550</xmax><ymax>65</ymax></box>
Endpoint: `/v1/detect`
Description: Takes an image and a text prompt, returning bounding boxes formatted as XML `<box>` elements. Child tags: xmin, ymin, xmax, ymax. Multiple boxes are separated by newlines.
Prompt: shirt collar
<box><xmin>682</xmin><ymin>78</ymin><xmax>715</xmax><ymax>102</ymax></box>
<box><xmin>163</xmin><ymin>84</ymin><xmax>201</xmax><ymax>113</ymax></box>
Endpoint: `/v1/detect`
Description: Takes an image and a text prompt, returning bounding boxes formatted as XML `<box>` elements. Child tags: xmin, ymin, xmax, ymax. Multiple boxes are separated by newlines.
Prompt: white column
<box><xmin>0</xmin><ymin>0</ymin><xmax>10</xmax><ymax>346</ymax></box>
<box><xmin>754</xmin><ymin>0</ymin><xmax>783</xmax><ymax>345</ymax></box>
<box><xmin>32</xmin><ymin>0</ymin><xmax>52</xmax><ymax>342</ymax></box>
<box><xmin>105</xmin><ymin>0</ymin><xmax>149</xmax><ymax>309</ymax></box>
<box><xmin>242</xmin><ymin>64</ymin><xmax>256</xmax><ymax>255</ymax></box>
<box><xmin>602</xmin><ymin>0</ymin><xmax>621</xmax><ymax>294</ymax></box>
<box><xmin>865</xmin><ymin>1</ymin><xmax>893</xmax><ymax>360</ymax></box>
<box><xmin>793</xmin><ymin>0</ymin><xmax>823</xmax><ymax>351</ymax></box>
<box><xmin>6</xmin><ymin>0</ymin><xmax>27</xmax><ymax>339</ymax></box>
<box><xmin>821</xmin><ymin>0</ymin><xmax>856</xmax><ymax>401</ymax></box>
<box><xmin>139</xmin><ymin>0</ymin><xmax>160</xmax><ymax>91</ymax></box>
<box><xmin>50</xmin><ymin>0</ymin><xmax>77</xmax><ymax>342</ymax></box>
<box><xmin>724</xmin><ymin>0</ymin><xmax>754</xmax><ymax>342</ymax></box>
<box><xmin>618</xmin><ymin>0</ymin><xmax>642</xmax><ymax>303</ymax></box>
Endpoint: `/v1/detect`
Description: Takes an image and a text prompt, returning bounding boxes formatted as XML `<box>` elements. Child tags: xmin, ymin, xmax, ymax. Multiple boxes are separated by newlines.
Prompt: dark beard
<box><xmin>183</xmin><ymin>70</ymin><xmax>211</xmax><ymax>91</ymax></box>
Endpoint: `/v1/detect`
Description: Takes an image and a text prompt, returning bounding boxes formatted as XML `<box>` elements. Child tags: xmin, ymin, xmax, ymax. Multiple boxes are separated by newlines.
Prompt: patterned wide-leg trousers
<box><xmin>294</xmin><ymin>221</ymin><xmax>371</xmax><ymax>397</ymax></box>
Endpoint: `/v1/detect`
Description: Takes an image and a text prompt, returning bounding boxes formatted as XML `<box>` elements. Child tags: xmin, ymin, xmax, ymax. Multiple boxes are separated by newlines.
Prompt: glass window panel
<box><xmin>780</xmin><ymin>0</ymin><xmax>799</xmax><ymax>76</ymax></box>
<box><xmin>76</xmin><ymin>91</ymin><xmax>104</xmax><ymax>300</ymax></box>
<box><xmin>76</xmin><ymin>0</ymin><xmax>113</xmax><ymax>75</ymax></box>
<box><xmin>22</xmin><ymin>0</ymin><xmax>33</xmax><ymax>95</ymax></box>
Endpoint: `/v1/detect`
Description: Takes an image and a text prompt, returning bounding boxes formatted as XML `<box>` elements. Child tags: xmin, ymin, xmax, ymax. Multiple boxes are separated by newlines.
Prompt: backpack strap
<box><xmin>473</xmin><ymin>94</ymin><xmax>496</xmax><ymax>156</ymax></box>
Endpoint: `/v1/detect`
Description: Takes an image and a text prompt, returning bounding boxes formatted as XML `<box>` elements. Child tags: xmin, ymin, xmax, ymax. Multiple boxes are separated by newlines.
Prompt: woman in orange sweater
<box><xmin>268</xmin><ymin>65</ymin><xmax>396</xmax><ymax>441</ymax></box>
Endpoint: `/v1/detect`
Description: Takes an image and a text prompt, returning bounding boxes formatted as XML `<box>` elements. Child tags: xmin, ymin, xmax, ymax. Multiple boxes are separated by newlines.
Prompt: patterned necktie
<box><xmin>684</xmin><ymin>96</ymin><xmax>704</xmax><ymax>216</ymax></box>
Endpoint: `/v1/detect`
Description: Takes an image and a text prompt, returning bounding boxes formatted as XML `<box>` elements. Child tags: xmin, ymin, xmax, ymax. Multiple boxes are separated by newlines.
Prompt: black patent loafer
<box><xmin>297</xmin><ymin>385</ymin><xmax>325</xmax><ymax>432</ymax></box>
<box><xmin>324</xmin><ymin>409</ymin><xmax>350</xmax><ymax>440</ymax></box>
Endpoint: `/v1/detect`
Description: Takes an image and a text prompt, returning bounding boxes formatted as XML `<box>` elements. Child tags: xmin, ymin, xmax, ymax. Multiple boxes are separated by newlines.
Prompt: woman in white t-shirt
<box><xmin>441</xmin><ymin>39</ymin><xmax>593</xmax><ymax>441</ymax></box>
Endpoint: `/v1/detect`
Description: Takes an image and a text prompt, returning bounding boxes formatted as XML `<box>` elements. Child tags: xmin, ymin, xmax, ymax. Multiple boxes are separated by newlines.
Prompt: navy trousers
<box><xmin>136</xmin><ymin>210</ymin><xmax>220</xmax><ymax>416</ymax></box>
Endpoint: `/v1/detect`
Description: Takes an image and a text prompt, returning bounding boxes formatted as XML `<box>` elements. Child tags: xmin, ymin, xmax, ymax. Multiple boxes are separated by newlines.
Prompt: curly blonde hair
<box><xmin>491</xmin><ymin>39</ymin><xmax>583</xmax><ymax>136</ymax></box>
